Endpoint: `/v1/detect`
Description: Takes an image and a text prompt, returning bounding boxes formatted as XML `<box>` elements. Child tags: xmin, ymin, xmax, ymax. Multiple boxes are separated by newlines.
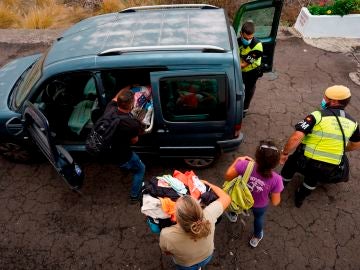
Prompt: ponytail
<box><xmin>176</xmin><ymin>195</ymin><xmax>211</xmax><ymax>240</ymax></box>
<box><xmin>190</xmin><ymin>219</ymin><xmax>211</xmax><ymax>240</ymax></box>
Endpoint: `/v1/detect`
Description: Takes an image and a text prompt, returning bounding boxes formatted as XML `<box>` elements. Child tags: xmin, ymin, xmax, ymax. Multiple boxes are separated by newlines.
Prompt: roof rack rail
<box><xmin>120</xmin><ymin>4</ymin><xmax>218</xmax><ymax>13</ymax></box>
<box><xmin>98</xmin><ymin>45</ymin><xmax>226</xmax><ymax>56</ymax></box>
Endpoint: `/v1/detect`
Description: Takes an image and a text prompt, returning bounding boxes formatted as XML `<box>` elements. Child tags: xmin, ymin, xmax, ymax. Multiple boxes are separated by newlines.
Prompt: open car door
<box><xmin>233</xmin><ymin>0</ymin><xmax>284</xmax><ymax>72</ymax></box>
<box><xmin>22</xmin><ymin>101</ymin><xmax>84</xmax><ymax>190</ymax></box>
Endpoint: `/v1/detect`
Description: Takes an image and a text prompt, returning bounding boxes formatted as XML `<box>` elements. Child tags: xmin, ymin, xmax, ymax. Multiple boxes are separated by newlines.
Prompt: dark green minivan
<box><xmin>0</xmin><ymin>1</ymin><xmax>283</xmax><ymax>189</ymax></box>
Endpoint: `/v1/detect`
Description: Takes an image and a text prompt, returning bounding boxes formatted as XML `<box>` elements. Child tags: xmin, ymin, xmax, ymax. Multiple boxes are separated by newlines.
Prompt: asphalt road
<box><xmin>0</xmin><ymin>33</ymin><xmax>360</xmax><ymax>269</ymax></box>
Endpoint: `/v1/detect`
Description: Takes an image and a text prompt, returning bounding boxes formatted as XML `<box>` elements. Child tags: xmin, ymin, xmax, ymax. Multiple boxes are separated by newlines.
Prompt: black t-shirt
<box><xmin>105</xmin><ymin>101</ymin><xmax>142</xmax><ymax>163</ymax></box>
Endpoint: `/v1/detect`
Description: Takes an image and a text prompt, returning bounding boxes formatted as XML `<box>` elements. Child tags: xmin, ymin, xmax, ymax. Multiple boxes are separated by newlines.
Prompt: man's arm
<box><xmin>280</xmin><ymin>114</ymin><xmax>316</xmax><ymax>164</ymax></box>
<box><xmin>280</xmin><ymin>131</ymin><xmax>305</xmax><ymax>164</ymax></box>
<box><xmin>346</xmin><ymin>125</ymin><xmax>360</xmax><ymax>151</ymax></box>
<box><xmin>240</xmin><ymin>60</ymin><xmax>250</xmax><ymax>69</ymax></box>
<box><xmin>129</xmin><ymin>120</ymin><xmax>143</xmax><ymax>144</ymax></box>
<box><xmin>240</xmin><ymin>50</ymin><xmax>262</xmax><ymax>69</ymax></box>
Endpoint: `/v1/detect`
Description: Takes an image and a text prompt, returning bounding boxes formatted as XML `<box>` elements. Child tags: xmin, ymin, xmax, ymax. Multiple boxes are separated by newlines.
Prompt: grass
<box><xmin>0</xmin><ymin>4</ymin><xmax>21</xmax><ymax>28</ymax></box>
<box><xmin>22</xmin><ymin>6</ymin><xmax>56</xmax><ymax>29</ymax></box>
<box><xmin>0</xmin><ymin>0</ymin><xmax>246</xmax><ymax>29</ymax></box>
<box><xmin>0</xmin><ymin>0</ymin><xmax>316</xmax><ymax>29</ymax></box>
<box><xmin>1</xmin><ymin>0</ymin><xmax>21</xmax><ymax>7</ymax></box>
<box><xmin>99</xmin><ymin>0</ymin><xmax>125</xmax><ymax>13</ymax></box>
<box><xmin>0</xmin><ymin>0</ymin><xmax>74</xmax><ymax>28</ymax></box>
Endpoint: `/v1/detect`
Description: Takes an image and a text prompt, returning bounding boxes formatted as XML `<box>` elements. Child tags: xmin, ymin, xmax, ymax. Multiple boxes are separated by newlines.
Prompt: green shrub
<box><xmin>308</xmin><ymin>0</ymin><xmax>360</xmax><ymax>16</ymax></box>
<box><xmin>308</xmin><ymin>5</ymin><xmax>329</xmax><ymax>15</ymax></box>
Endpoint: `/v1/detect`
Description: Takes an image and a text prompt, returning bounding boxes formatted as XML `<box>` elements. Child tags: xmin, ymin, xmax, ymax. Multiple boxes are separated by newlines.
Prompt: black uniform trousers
<box><xmin>242</xmin><ymin>68</ymin><xmax>261</xmax><ymax>111</ymax></box>
<box><xmin>281</xmin><ymin>145</ymin><xmax>338</xmax><ymax>203</ymax></box>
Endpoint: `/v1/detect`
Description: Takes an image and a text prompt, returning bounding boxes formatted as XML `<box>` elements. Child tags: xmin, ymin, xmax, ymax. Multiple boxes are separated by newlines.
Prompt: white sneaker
<box><xmin>249</xmin><ymin>232</ymin><xmax>263</xmax><ymax>248</ymax></box>
<box><xmin>224</xmin><ymin>211</ymin><xmax>238</xmax><ymax>223</ymax></box>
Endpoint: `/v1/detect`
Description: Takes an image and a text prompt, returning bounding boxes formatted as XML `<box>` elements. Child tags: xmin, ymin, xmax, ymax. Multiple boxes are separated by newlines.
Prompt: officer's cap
<box><xmin>325</xmin><ymin>85</ymin><xmax>351</xmax><ymax>100</ymax></box>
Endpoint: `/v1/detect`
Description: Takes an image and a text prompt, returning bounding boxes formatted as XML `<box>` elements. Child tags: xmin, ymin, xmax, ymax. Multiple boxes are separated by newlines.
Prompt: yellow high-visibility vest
<box><xmin>239</xmin><ymin>39</ymin><xmax>263</xmax><ymax>72</ymax></box>
<box><xmin>302</xmin><ymin>110</ymin><xmax>358</xmax><ymax>165</ymax></box>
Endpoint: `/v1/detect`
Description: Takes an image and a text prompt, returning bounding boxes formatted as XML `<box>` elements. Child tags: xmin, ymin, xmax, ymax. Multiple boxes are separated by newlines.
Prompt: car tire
<box><xmin>0</xmin><ymin>142</ymin><xmax>35</xmax><ymax>163</ymax></box>
<box><xmin>183</xmin><ymin>158</ymin><xmax>216</xmax><ymax>169</ymax></box>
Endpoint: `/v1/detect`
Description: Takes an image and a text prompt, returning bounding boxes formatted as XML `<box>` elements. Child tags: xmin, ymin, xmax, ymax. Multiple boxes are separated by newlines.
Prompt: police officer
<box><xmin>280</xmin><ymin>85</ymin><xmax>360</xmax><ymax>208</ymax></box>
<box><xmin>238</xmin><ymin>21</ymin><xmax>263</xmax><ymax>116</ymax></box>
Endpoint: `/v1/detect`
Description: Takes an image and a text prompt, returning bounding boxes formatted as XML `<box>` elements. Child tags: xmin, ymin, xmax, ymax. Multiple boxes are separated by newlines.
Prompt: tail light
<box><xmin>234</xmin><ymin>123</ymin><xmax>242</xmax><ymax>137</ymax></box>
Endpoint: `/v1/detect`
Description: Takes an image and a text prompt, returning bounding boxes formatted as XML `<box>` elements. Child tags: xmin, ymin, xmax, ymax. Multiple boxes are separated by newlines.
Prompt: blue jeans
<box><xmin>119</xmin><ymin>152</ymin><xmax>145</xmax><ymax>198</ymax></box>
<box><xmin>252</xmin><ymin>206</ymin><xmax>268</xmax><ymax>238</ymax></box>
<box><xmin>174</xmin><ymin>254</ymin><xmax>213</xmax><ymax>270</ymax></box>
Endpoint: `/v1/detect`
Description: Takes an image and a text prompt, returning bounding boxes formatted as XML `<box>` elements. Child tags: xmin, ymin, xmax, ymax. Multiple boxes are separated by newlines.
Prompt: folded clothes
<box><xmin>141</xmin><ymin>194</ymin><xmax>171</xmax><ymax>219</ymax></box>
<box><xmin>157</xmin><ymin>175</ymin><xmax>188</xmax><ymax>195</ymax></box>
<box><xmin>144</xmin><ymin>176</ymin><xmax>181</xmax><ymax>200</ymax></box>
<box><xmin>173</xmin><ymin>170</ymin><xmax>205</xmax><ymax>199</ymax></box>
<box><xmin>159</xmin><ymin>197</ymin><xmax>177</xmax><ymax>222</ymax></box>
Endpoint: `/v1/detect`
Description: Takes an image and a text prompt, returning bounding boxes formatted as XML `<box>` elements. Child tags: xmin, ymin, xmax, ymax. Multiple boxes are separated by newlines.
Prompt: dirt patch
<box><xmin>282</xmin><ymin>5</ymin><xmax>302</xmax><ymax>25</ymax></box>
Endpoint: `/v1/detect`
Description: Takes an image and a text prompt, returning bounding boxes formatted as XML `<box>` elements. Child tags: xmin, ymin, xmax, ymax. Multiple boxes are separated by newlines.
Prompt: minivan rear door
<box><xmin>233</xmin><ymin>0</ymin><xmax>284</xmax><ymax>72</ymax></box>
<box><xmin>150</xmin><ymin>70</ymin><xmax>232</xmax><ymax>158</ymax></box>
<box><xmin>22</xmin><ymin>101</ymin><xmax>84</xmax><ymax>190</ymax></box>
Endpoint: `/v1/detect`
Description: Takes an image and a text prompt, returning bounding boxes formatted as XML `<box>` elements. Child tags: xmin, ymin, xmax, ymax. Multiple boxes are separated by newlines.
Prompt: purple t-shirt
<box><xmin>235</xmin><ymin>160</ymin><xmax>283</xmax><ymax>208</ymax></box>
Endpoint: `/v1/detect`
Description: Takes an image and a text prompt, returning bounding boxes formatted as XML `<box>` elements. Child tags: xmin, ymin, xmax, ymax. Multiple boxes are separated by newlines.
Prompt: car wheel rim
<box><xmin>183</xmin><ymin>158</ymin><xmax>214</xmax><ymax>168</ymax></box>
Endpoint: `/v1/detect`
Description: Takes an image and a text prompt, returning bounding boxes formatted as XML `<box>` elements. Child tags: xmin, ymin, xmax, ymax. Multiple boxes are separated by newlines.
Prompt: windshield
<box><xmin>14</xmin><ymin>53</ymin><xmax>46</xmax><ymax>108</ymax></box>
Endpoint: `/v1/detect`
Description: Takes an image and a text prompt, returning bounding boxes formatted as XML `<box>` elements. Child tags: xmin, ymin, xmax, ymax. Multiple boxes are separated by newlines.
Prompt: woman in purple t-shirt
<box><xmin>224</xmin><ymin>140</ymin><xmax>283</xmax><ymax>248</ymax></box>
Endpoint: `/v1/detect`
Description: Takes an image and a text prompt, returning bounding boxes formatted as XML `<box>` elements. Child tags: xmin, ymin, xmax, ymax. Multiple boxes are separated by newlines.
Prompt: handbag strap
<box><xmin>240</xmin><ymin>161</ymin><xmax>255</xmax><ymax>184</ymax></box>
<box><xmin>327</xmin><ymin>108</ymin><xmax>346</xmax><ymax>155</ymax></box>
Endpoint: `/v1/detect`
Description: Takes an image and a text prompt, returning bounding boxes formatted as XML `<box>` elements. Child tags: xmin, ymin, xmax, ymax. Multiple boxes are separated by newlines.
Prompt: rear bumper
<box><xmin>217</xmin><ymin>132</ymin><xmax>244</xmax><ymax>153</ymax></box>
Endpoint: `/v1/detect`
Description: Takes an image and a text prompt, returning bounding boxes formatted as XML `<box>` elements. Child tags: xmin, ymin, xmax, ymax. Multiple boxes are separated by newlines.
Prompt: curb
<box><xmin>0</xmin><ymin>29</ymin><xmax>65</xmax><ymax>45</ymax></box>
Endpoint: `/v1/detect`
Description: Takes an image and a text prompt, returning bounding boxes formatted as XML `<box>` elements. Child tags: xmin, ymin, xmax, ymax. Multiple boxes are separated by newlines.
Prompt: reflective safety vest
<box><xmin>302</xmin><ymin>110</ymin><xmax>358</xmax><ymax>165</ymax></box>
<box><xmin>239</xmin><ymin>37</ymin><xmax>263</xmax><ymax>72</ymax></box>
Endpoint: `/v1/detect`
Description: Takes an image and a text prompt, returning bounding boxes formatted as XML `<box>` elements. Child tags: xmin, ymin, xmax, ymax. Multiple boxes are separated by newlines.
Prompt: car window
<box><xmin>14</xmin><ymin>54</ymin><xmax>46</xmax><ymax>108</ymax></box>
<box><xmin>159</xmin><ymin>76</ymin><xmax>227</xmax><ymax>122</ymax></box>
<box><xmin>237</xmin><ymin>7</ymin><xmax>275</xmax><ymax>38</ymax></box>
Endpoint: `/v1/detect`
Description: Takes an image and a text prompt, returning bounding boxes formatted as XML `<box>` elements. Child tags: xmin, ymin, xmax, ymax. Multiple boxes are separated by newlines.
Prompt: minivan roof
<box><xmin>45</xmin><ymin>5</ymin><xmax>232</xmax><ymax>66</ymax></box>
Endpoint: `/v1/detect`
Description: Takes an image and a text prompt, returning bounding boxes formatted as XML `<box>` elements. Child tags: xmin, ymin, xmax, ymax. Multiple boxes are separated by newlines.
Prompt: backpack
<box><xmin>222</xmin><ymin>161</ymin><xmax>255</xmax><ymax>214</ymax></box>
<box><xmin>85</xmin><ymin>109</ymin><xmax>128</xmax><ymax>156</ymax></box>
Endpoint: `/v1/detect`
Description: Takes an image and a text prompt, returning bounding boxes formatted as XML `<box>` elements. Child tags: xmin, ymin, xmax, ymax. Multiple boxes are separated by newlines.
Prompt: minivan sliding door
<box><xmin>150</xmin><ymin>70</ymin><xmax>231</xmax><ymax>160</ymax></box>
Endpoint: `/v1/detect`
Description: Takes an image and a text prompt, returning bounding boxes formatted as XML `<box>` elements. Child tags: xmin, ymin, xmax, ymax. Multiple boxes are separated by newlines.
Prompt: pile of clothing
<box><xmin>141</xmin><ymin>170</ymin><xmax>219</xmax><ymax>233</ymax></box>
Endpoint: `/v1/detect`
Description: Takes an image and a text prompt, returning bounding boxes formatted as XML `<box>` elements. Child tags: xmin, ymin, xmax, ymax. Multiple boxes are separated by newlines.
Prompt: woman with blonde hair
<box><xmin>159</xmin><ymin>181</ymin><xmax>230</xmax><ymax>270</ymax></box>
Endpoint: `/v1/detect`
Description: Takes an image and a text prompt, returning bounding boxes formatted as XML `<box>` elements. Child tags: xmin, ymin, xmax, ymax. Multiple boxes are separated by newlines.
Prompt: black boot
<box><xmin>294</xmin><ymin>185</ymin><xmax>312</xmax><ymax>208</ymax></box>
